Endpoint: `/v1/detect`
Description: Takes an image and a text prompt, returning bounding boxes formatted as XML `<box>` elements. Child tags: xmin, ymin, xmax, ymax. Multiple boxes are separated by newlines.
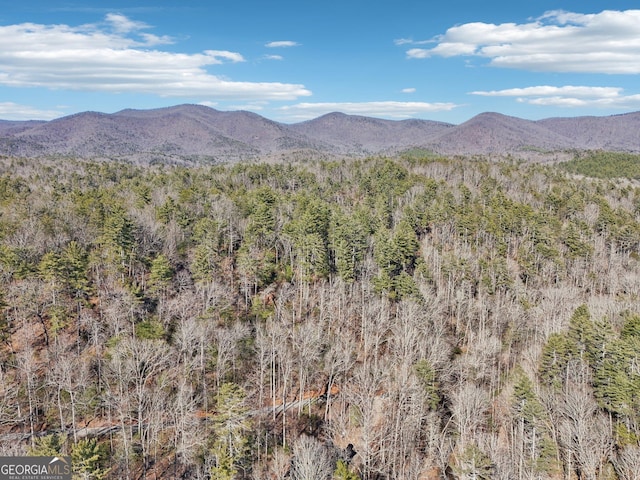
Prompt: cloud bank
<box><xmin>0</xmin><ymin>15</ymin><xmax>311</xmax><ymax>100</ymax></box>
<box><xmin>0</xmin><ymin>102</ymin><xmax>64</xmax><ymax>121</ymax></box>
<box><xmin>278</xmin><ymin>101</ymin><xmax>458</xmax><ymax>121</ymax></box>
<box><xmin>405</xmin><ymin>9</ymin><xmax>640</xmax><ymax>74</ymax></box>
<box><xmin>471</xmin><ymin>85</ymin><xmax>640</xmax><ymax>108</ymax></box>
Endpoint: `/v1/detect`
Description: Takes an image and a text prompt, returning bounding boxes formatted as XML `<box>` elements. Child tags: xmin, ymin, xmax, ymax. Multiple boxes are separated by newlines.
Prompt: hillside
<box><xmin>537</xmin><ymin>111</ymin><xmax>640</xmax><ymax>151</ymax></box>
<box><xmin>1</xmin><ymin>105</ymin><xmax>639</xmax><ymax>161</ymax></box>
<box><xmin>429</xmin><ymin>112</ymin><xmax>576</xmax><ymax>154</ymax></box>
<box><xmin>288</xmin><ymin>112</ymin><xmax>454</xmax><ymax>155</ymax></box>
<box><xmin>0</xmin><ymin>106</ymin><xmax>317</xmax><ymax>162</ymax></box>
<box><xmin>1</xmin><ymin>154</ymin><xmax>640</xmax><ymax>479</ymax></box>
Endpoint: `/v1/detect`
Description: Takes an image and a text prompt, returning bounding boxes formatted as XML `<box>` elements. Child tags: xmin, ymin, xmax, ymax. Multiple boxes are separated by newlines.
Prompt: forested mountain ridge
<box><xmin>1</xmin><ymin>105</ymin><xmax>639</xmax><ymax>161</ymax></box>
<box><xmin>1</xmin><ymin>152</ymin><xmax>640</xmax><ymax>479</ymax></box>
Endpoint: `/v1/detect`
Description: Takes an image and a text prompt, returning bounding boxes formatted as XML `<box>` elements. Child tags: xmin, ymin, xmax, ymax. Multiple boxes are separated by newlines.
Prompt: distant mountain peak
<box><xmin>0</xmin><ymin>106</ymin><xmax>638</xmax><ymax>162</ymax></box>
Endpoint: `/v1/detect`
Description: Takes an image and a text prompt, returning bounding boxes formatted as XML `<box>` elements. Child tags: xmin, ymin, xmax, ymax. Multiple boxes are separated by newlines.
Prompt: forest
<box><xmin>0</xmin><ymin>151</ymin><xmax>640</xmax><ymax>479</ymax></box>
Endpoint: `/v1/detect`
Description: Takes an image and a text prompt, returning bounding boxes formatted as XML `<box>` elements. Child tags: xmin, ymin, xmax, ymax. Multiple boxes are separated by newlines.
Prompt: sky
<box><xmin>1</xmin><ymin>1</ymin><xmax>640</xmax><ymax>124</ymax></box>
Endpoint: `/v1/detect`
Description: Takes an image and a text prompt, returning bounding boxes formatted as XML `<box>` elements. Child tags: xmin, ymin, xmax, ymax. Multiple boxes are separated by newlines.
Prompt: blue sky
<box><xmin>1</xmin><ymin>1</ymin><xmax>640</xmax><ymax>123</ymax></box>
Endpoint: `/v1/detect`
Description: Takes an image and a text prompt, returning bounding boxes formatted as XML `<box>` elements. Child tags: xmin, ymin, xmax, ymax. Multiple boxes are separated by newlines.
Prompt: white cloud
<box><xmin>470</xmin><ymin>85</ymin><xmax>640</xmax><ymax>109</ymax></box>
<box><xmin>527</xmin><ymin>94</ymin><xmax>640</xmax><ymax>108</ymax></box>
<box><xmin>264</xmin><ymin>54</ymin><xmax>284</xmax><ymax>61</ymax></box>
<box><xmin>0</xmin><ymin>102</ymin><xmax>64</xmax><ymax>120</ymax></box>
<box><xmin>228</xmin><ymin>101</ymin><xmax>268</xmax><ymax>111</ymax></box>
<box><xmin>204</xmin><ymin>50</ymin><xmax>245</xmax><ymax>63</ymax></box>
<box><xmin>265</xmin><ymin>41</ymin><xmax>299</xmax><ymax>48</ymax></box>
<box><xmin>395</xmin><ymin>38</ymin><xmax>432</xmax><ymax>46</ymax></box>
<box><xmin>0</xmin><ymin>15</ymin><xmax>311</xmax><ymax>100</ymax></box>
<box><xmin>406</xmin><ymin>9</ymin><xmax>640</xmax><ymax>73</ymax></box>
<box><xmin>402</xmin><ymin>88</ymin><xmax>417</xmax><ymax>94</ymax></box>
<box><xmin>105</xmin><ymin>13</ymin><xmax>150</xmax><ymax>34</ymax></box>
<box><xmin>471</xmin><ymin>86</ymin><xmax>622</xmax><ymax>98</ymax></box>
<box><xmin>277</xmin><ymin>101</ymin><xmax>458</xmax><ymax>121</ymax></box>
<box><xmin>523</xmin><ymin>97</ymin><xmax>592</xmax><ymax>107</ymax></box>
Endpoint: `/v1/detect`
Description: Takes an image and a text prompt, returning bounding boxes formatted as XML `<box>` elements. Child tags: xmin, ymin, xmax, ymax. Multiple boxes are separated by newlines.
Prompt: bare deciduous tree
<box><xmin>450</xmin><ymin>383</ymin><xmax>489</xmax><ymax>447</ymax></box>
<box><xmin>106</xmin><ymin>337</ymin><xmax>172</xmax><ymax>473</ymax></box>
<box><xmin>612</xmin><ymin>445</ymin><xmax>640</xmax><ymax>480</ymax></box>
<box><xmin>558</xmin><ymin>374</ymin><xmax>612</xmax><ymax>480</ymax></box>
<box><xmin>291</xmin><ymin>435</ymin><xmax>334</xmax><ymax>480</ymax></box>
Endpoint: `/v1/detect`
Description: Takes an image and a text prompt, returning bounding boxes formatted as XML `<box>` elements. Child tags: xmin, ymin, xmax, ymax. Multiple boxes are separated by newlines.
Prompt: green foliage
<box><xmin>561</xmin><ymin>151</ymin><xmax>640</xmax><ymax>179</ymax></box>
<box><xmin>392</xmin><ymin>220</ymin><xmax>419</xmax><ymax>270</ymax></box>
<box><xmin>39</xmin><ymin>242</ymin><xmax>90</xmax><ymax>299</ymax></box>
<box><xmin>148</xmin><ymin>254</ymin><xmax>173</xmax><ymax>293</ymax></box>
<box><xmin>512</xmin><ymin>373</ymin><xmax>559</xmax><ymax>474</ymax></box>
<box><xmin>100</xmin><ymin>207</ymin><xmax>136</xmax><ymax>271</ymax></box>
<box><xmin>0</xmin><ymin>245</ymin><xmax>37</xmax><ymax>278</ymax></box>
<box><xmin>70</xmin><ymin>188</ymin><xmax>107</xmax><ymax>229</ymax></box>
<box><xmin>592</xmin><ymin>318</ymin><xmax>640</xmax><ymax>417</ymax></box>
<box><xmin>210</xmin><ymin>383</ymin><xmax>250</xmax><ymax>479</ymax></box>
<box><xmin>373</xmin><ymin>221</ymin><xmax>419</xmax><ymax>276</ymax></box>
<box><xmin>450</xmin><ymin>443</ymin><xmax>493</xmax><ymax>480</ymax></box>
<box><xmin>249</xmin><ymin>295</ymin><xmax>275</xmax><ymax>321</ymax></box>
<box><xmin>373</xmin><ymin>220</ymin><xmax>419</xmax><ymax>296</ymax></box>
<box><xmin>28</xmin><ymin>433</ymin><xmax>66</xmax><ymax>456</ymax></box>
<box><xmin>4</xmin><ymin>153</ymin><xmax>640</xmax><ymax>477</ymax></box>
<box><xmin>289</xmin><ymin>232</ymin><xmax>329</xmax><ymax>280</ymax></box>
<box><xmin>563</xmin><ymin>221</ymin><xmax>594</xmax><ymax>259</ymax></box>
<box><xmin>512</xmin><ymin>374</ymin><xmax>545</xmax><ymax>425</ymax></box>
<box><xmin>244</xmin><ymin>186</ymin><xmax>277</xmax><ymax>246</ymax></box>
<box><xmin>479</xmin><ymin>257</ymin><xmax>512</xmax><ymax>294</ymax></box>
<box><xmin>236</xmin><ymin>245</ymin><xmax>277</xmax><ymax>290</ymax></box>
<box><xmin>0</xmin><ymin>175</ymin><xmax>29</xmax><ymax>206</ymax></box>
<box><xmin>133</xmin><ymin>183</ymin><xmax>151</xmax><ymax>208</ymax></box>
<box><xmin>284</xmin><ymin>195</ymin><xmax>332</xmax><ymax>280</ymax></box>
<box><xmin>330</xmin><ymin>209</ymin><xmax>370</xmax><ymax>283</ymax></box>
<box><xmin>392</xmin><ymin>271</ymin><xmax>421</xmax><ymax>300</ymax></box>
<box><xmin>539</xmin><ymin>306</ymin><xmax>640</xmax><ymax>427</ymax></box>
<box><xmin>414</xmin><ymin>359</ymin><xmax>440</xmax><ymax>410</ymax></box>
<box><xmin>361</xmin><ymin>158</ymin><xmax>410</xmax><ymax>199</ymax></box>
<box><xmin>46</xmin><ymin>304</ymin><xmax>71</xmax><ymax>336</ymax></box>
<box><xmin>71</xmin><ymin>438</ymin><xmax>110</xmax><ymax>480</ymax></box>
<box><xmin>615</xmin><ymin>422</ymin><xmax>639</xmax><ymax>447</ymax></box>
<box><xmin>190</xmin><ymin>217</ymin><xmax>233</xmax><ymax>282</ymax></box>
<box><xmin>156</xmin><ymin>197</ymin><xmax>178</xmax><ymax>224</ymax></box>
<box><xmin>567</xmin><ymin>304</ymin><xmax>595</xmax><ymax>359</ymax></box>
<box><xmin>334</xmin><ymin>459</ymin><xmax>360</xmax><ymax>480</ymax></box>
<box><xmin>539</xmin><ymin>333</ymin><xmax>575</xmax><ymax>389</ymax></box>
<box><xmin>62</xmin><ymin>241</ymin><xmax>90</xmax><ymax>296</ymax></box>
<box><xmin>135</xmin><ymin>320</ymin><xmax>165</xmax><ymax>340</ymax></box>
<box><xmin>39</xmin><ymin>251</ymin><xmax>64</xmax><ymax>283</ymax></box>
<box><xmin>620</xmin><ymin>312</ymin><xmax>640</xmax><ymax>339</ymax></box>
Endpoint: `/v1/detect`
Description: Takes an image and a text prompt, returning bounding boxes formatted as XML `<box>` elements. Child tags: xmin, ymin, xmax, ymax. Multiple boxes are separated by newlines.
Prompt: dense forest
<box><xmin>0</xmin><ymin>152</ymin><xmax>640</xmax><ymax>480</ymax></box>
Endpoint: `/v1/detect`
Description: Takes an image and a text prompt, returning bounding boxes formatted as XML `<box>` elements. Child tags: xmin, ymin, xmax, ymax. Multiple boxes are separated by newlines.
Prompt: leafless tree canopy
<box><xmin>0</xmin><ymin>154</ymin><xmax>639</xmax><ymax>479</ymax></box>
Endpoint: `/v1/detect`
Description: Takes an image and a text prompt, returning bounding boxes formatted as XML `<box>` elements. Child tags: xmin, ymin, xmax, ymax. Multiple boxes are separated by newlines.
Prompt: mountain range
<box><xmin>1</xmin><ymin>104</ymin><xmax>639</xmax><ymax>163</ymax></box>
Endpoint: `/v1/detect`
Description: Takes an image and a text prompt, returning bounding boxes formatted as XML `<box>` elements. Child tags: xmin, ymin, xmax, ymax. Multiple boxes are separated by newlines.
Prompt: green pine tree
<box><xmin>210</xmin><ymin>383</ymin><xmax>250</xmax><ymax>479</ymax></box>
<box><xmin>39</xmin><ymin>251</ymin><xmax>64</xmax><ymax>304</ymax></box>
<box><xmin>414</xmin><ymin>359</ymin><xmax>440</xmax><ymax>410</ymax></box>
<box><xmin>28</xmin><ymin>433</ymin><xmax>66</xmax><ymax>456</ymax></box>
<box><xmin>450</xmin><ymin>443</ymin><xmax>493</xmax><ymax>480</ymax></box>
<box><xmin>512</xmin><ymin>373</ymin><xmax>558</xmax><ymax>475</ymax></box>
<box><xmin>330</xmin><ymin>210</ymin><xmax>370</xmax><ymax>283</ymax></box>
<box><xmin>149</xmin><ymin>254</ymin><xmax>173</xmax><ymax>293</ymax></box>
<box><xmin>539</xmin><ymin>333</ymin><xmax>574</xmax><ymax>389</ymax></box>
<box><xmin>62</xmin><ymin>241</ymin><xmax>90</xmax><ymax>297</ymax></box>
<box><xmin>71</xmin><ymin>438</ymin><xmax>110</xmax><ymax>480</ymax></box>
<box><xmin>334</xmin><ymin>459</ymin><xmax>360</xmax><ymax>480</ymax></box>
